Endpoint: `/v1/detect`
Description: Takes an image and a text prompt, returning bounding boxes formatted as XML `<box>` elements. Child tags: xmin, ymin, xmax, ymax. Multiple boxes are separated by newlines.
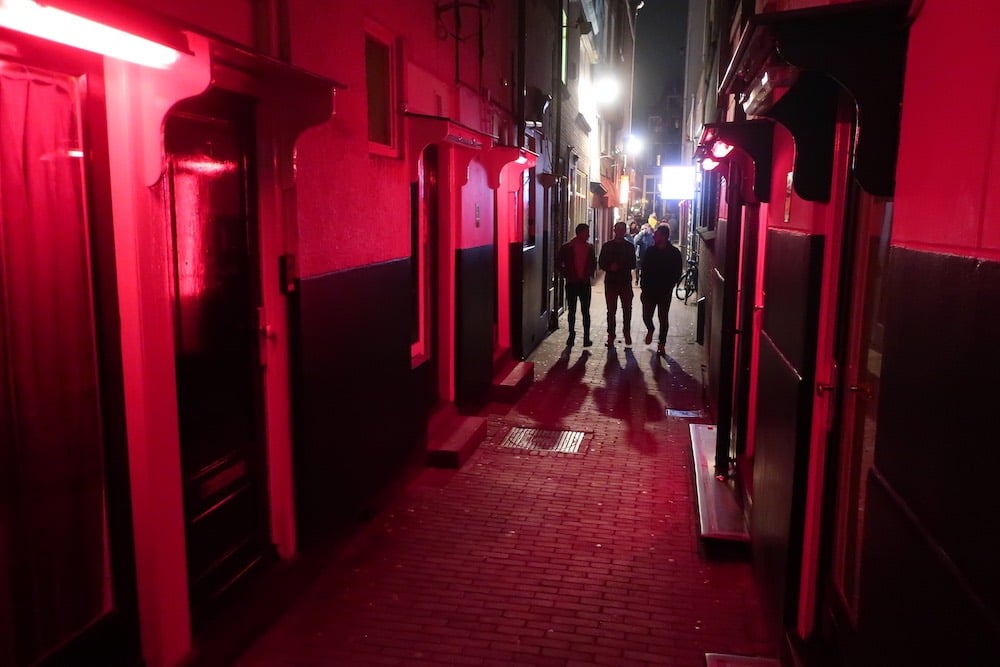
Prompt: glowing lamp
<box><xmin>625</xmin><ymin>134</ymin><xmax>643</xmax><ymax>156</ymax></box>
<box><xmin>594</xmin><ymin>75</ymin><xmax>620</xmax><ymax>102</ymax></box>
<box><xmin>0</xmin><ymin>0</ymin><xmax>184</xmax><ymax>68</ymax></box>
<box><xmin>710</xmin><ymin>140</ymin><xmax>734</xmax><ymax>159</ymax></box>
<box><xmin>660</xmin><ymin>165</ymin><xmax>695</xmax><ymax>200</ymax></box>
<box><xmin>694</xmin><ymin>120</ymin><xmax>775</xmax><ymax>202</ymax></box>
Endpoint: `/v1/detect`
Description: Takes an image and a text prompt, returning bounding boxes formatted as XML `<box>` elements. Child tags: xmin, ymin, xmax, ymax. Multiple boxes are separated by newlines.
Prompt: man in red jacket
<box><xmin>556</xmin><ymin>223</ymin><xmax>597</xmax><ymax>347</ymax></box>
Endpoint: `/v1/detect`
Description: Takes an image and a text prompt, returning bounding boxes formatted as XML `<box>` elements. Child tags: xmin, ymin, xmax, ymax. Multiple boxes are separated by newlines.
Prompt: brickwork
<box><xmin>236</xmin><ymin>283</ymin><xmax>775</xmax><ymax>666</ymax></box>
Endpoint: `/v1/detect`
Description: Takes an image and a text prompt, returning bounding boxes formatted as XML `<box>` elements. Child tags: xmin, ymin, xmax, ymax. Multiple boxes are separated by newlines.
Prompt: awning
<box><xmin>589</xmin><ymin>180</ymin><xmax>608</xmax><ymax>208</ymax></box>
<box><xmin>694</xmin><ymin>120</ymin><xmax>774</xmax><ymax>203</ymax></box>
<box><xmin>589</xmin><ymin>176</ymin><xmax>619</xmax><ymax>208</ymax></box>
<box><xmin>481</xmin><ymin>145</ymin><xmax>538</xmax><ymax>190</ymax></box>
<box><xmin>601</xmin><ymin>175</ymin><xmax>619</xmax><ymax>207</ymax></box>
<box><xmin>720</xmin><ymin>2</ymin><xmax>909</xmax><ymax>198</ymax></box>
<box><xmin>404</xmin><ymin>113</ymin><xmax>490</xmax><ymax>183</ymax></box>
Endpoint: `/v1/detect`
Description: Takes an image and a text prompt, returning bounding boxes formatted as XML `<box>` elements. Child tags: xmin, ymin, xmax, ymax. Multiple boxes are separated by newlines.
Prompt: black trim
<box><xmin>698</xmin><ymin>120</ymin><xmax>774</xmax><ymax>202</ymax></box>
<box><xmin>723</xmin><ymin>2</ymin><xmax>909</xmax><ymax>198</ymax></box>
<box><xmin>762</xmin><ymin>72</ymin><xmax>838</xmax><ymax>202</ymax></box>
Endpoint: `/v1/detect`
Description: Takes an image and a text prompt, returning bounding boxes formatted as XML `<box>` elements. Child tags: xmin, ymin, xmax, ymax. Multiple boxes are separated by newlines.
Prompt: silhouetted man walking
<box><xmin>598</xmin><ymin>221</ymin><xmax>637</xmax><ymax>347</ymax></box>
<box><xmin>556</xmin><ymin>223</ymin><xmax>597</xmax><ymax>347</ymax></box>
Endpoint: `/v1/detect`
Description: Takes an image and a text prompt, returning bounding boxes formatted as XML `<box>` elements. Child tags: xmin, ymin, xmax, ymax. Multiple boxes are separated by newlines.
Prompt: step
<box><xmin>705</xmin><ymin>653</ymin><xmax>780</xmax><ymax>666</ymax></box>
<box><xmin>689</xmin><ymin>423</ymin><xmax>750</xmax><ymax>543</ymax></box>
<box><xmin>426</xmin><ymin>412</ymin><xmax>487</xmax><ymax>469</ymax></box>
<box><xmin>490</xmin><ymin>360</ymin><xmax>534</xmax><ymax>403</ymax></box>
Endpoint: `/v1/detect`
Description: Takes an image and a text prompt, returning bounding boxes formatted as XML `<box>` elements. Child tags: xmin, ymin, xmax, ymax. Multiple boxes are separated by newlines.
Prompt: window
<box><xmin>643</xmin><ymin>174</ymin><xmax>658</xmax><ymax>218</ymax></box>
<box><xmin>524</xmin><ymin>167</ymin><xmax>536</xmax><ymax>248</ymax></box>
<box><xmin>561</xmin><ymin>10</ymin><xmax>568</xmax><ymax>83</ymax></box>
<box><xmin>573</xmin><ymin>168</ymin><xmax>588</xmax><ymax>233</ymax></box>
<box><xmin>365</xmin><ymin>23</ymin><xmax>398</xmax><ymax>156</ymax></box>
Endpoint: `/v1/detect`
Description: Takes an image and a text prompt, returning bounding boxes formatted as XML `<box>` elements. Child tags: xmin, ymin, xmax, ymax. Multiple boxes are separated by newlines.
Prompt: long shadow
<box><xmin>648</xmin><ymin>349</ymin><xmax>706</xmax><ymax>413</ymax></box>
<box><xmin>591</xmin><ymin>346</ymin><xmax>662</xmax><ymax>454</ymax></box>
<box><xmin>513</xmin><ymin>347</ymin><xmax>591</xmax><ymax>428</ymax></box>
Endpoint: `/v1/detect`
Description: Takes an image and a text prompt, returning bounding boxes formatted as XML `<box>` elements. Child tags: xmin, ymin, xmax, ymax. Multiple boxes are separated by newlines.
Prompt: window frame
<box><xmin>365</xmin><ymin>20</ymin><xmax>400</xmax><ymax>157</ymax></box>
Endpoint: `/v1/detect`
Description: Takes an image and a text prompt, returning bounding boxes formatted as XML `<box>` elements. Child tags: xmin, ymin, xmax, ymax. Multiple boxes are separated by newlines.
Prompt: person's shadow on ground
<box><xmin>514</xmin><ymin>347</ymin><xmax>591</xmax><ymax>428</ymax></box>
<box><xmin>648</xmin><ymin>350</ymin><xmax>705</xmax><ymax>413</ymax></box>
<box><xmin>591</xmin><ymin>346</ymin><xmax>662</xmax><ymax>454</ymax></box>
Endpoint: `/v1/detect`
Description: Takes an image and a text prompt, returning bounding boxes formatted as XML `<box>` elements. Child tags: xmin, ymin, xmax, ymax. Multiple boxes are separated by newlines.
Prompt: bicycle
<box><xmin>675</xmin><ymin>258</ymin><xmax>698</xmax><ymax>303</ymax></box>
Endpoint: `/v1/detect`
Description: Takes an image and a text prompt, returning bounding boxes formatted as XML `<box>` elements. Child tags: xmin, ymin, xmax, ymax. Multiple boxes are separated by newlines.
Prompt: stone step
<box><xmin>490</xmin><ymin>360</ymin><xmax>534</xmax><ymax>403</ymax></box>
<box><xmin>689</xmin><ymin>423</ymin><xmax>750</xmax><ymax>544</ymax></box>
<box><xmin>426</xmin><ymin>411</ymin><xmax>487</xmax><ymax>469</ymax></box>
<box><xmin>705</xmin><ymin>653</ymin><xmax>780</xmax><ymax>666</ymax></box>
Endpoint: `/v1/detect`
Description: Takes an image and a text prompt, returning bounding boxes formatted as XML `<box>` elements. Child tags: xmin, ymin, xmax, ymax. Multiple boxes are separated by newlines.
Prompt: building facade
<box><xmin>0</xmin><ymin>1</ymin><xmax>635</xmax><ymax>665</ymax></box>
<box><xmin>686</xmin><ymin>0</ymin><xmax>1000</xmax><ymax>663</ymax></box>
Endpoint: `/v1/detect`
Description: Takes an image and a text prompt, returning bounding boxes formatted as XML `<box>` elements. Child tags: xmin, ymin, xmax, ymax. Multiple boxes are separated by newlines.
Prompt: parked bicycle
<box><xmin>675</xmin><ymin>258</ymin><xmax>698</xmax><ymax>302</ymax></box>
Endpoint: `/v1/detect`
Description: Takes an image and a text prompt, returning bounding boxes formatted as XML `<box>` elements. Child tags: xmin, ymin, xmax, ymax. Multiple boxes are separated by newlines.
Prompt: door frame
<box><xmin>103</xmin><ymin>34</ymin><xmax>336</xmax><ymax>665</ymax></box>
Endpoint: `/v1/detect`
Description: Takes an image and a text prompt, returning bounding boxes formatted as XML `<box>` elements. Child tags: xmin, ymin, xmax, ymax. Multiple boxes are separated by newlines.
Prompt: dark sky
<box><xmin>632</xmin><ymin>0</ymin><xmax>689</xmax><ymax>126</ymax></box>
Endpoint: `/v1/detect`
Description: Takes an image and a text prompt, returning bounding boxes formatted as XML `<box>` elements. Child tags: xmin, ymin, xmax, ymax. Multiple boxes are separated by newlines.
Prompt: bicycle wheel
<box><xmin>675</xmin><ymin>270</ymin><xmax>693</xmax><ymax>301</ymax></box>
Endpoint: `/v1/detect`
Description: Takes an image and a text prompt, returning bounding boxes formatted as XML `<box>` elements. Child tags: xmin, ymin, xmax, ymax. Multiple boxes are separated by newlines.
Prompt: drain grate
<box><xmin>499</xmin><ymin>427</ymin><xmax>586</xmax><ymax>454</ymax></box>
<box><xmin>666</xmin><ymin>408</ymin><xmax>706</xmax><ymax>418</ymax></box>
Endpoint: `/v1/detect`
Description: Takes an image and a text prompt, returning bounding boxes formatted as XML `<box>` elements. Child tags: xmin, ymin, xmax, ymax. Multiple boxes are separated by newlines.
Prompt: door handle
<box><xmin>848</xmin><ymin>384</ymin><xmax>872</xmax><ymax>399</ymax></box>
<box><xmin>256</xmin><ymin>306</ymin><xmax>276</xmax><ymax>367</ymax></box>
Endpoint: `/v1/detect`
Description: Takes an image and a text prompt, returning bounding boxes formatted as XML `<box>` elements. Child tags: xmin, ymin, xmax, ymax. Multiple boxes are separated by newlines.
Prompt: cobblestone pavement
<box><xmin>235</xmin><ymin>282</ymin><xmax>776</xmax><ymax>666</ymax></box>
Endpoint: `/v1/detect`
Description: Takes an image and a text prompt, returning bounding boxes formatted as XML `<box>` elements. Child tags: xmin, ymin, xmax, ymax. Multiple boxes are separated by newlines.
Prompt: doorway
<box><xmin>164</xmin><ymin>90</ymin><xmax>274</xmax><ymax>626</ymax></box>
<box><xmin>0</xmin><ymin>54</ymin><xmax>139</xmax><ymax>665</ymax></box>
<box><xmin>825</xmin><ymin>189</ymin><xmax>891</xmax><ymax>630</ymax></box>
<box><xmin>413</xmin><ymin>145</ymin><xmax>441</xmax><ymax>410</ymax></box>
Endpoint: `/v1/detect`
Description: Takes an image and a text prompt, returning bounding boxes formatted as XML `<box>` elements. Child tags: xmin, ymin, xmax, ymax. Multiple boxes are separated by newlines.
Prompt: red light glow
<box><xmin>0</xmin><ymin>0</ymin><xmax>180</xmax><ymax>68</ymax></box>
<box><xmin>175</xmin><ymin>158</ymin><xmax>237</xmax><ymax>175</ymax></box>
<box><xmin>701</xmin><ymin>158</ymin><xmax>721</xmax><ymax>171</ymax></box>
<box><xmin>710</xmin><ymin>141</ymin><xmax>735</xmax><ymax>159</ymax></box>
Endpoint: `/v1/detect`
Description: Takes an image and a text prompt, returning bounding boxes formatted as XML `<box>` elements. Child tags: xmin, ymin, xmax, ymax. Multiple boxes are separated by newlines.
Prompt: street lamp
<box><xmin>625</xmin><ymin>134</ymin><xmax>643</xmax><ymax>157</ymax></box>
<box><xmin>595</xmin><ymin>75</ymin><xmax>620</xmax><ymax>102</ymax></box>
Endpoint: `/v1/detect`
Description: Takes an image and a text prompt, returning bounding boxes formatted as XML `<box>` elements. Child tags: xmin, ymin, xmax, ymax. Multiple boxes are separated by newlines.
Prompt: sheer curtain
<box><xmin>0</xmin><ymin>64</ymin><xmax>110</xmax><ymax>665</ymax></box>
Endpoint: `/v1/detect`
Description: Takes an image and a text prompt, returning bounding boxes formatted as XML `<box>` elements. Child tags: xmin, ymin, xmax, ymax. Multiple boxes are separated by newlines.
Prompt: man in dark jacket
<box><xmin>556</xmin><ymin>223</ymin><xmax>597</xmax><ymax>347</ymax></box>
<box><xmin>598</xmin><ymin>221</ymin><xmax>637</xmax><ymax>347</ymax></box>
<box><xmin>639</xmin><ymin>223</ymin><xmax>684</xmax><ymax>356</ymax></box>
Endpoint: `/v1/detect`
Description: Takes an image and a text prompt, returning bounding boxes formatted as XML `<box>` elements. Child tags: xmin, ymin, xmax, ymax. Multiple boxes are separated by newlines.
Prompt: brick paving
<box><xmin>235</xmin><ymin>283</ymin><xmax>776</xmax><ymax>666</ymax></box>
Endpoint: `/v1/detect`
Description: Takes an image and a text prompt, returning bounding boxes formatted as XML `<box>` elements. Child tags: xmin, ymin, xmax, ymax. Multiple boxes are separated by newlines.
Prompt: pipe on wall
<box><xmin>253</xmin><ymin>0</ymin><xmax>290</xmax><ymax>61</ymax></box>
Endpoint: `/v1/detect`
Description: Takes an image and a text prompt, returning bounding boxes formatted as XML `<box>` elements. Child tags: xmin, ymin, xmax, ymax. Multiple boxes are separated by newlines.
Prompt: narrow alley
<box><xmin>230</xmin><ymin>285</ymin><xmax>775</xmax><ymax>666</ymax></box>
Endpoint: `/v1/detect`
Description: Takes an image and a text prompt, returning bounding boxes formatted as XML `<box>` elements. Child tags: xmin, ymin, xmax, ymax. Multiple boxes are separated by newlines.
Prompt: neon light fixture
<box><xmin>660</xmin><ymin>165</ymin><xmax>695</xmax><ymax>200</ymax></box>
<box><xmin>0</xmin><ymin>0</ymin><xmax>181</xmax><ymax>68</ymax></box>
<box><xmin>710</xmin><ymin>140</ymin><xmax>734</xmax><ymax>159</ymax></box>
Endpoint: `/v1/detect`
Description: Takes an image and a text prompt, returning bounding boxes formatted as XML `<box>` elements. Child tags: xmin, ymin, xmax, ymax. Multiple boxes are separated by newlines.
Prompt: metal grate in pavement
<box><xmin>666</xmin><ymin>408</ymin><xmax>706</xmax><ymax>418</ymax></box>
<box><xmin>499</xmin><ymin>427</ymin><xmax>585</xmax><ymax>454</ymax></box>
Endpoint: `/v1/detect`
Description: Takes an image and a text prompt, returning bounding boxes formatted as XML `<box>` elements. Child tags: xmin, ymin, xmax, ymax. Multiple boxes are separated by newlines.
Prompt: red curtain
<box><xmin>0</xmin><ymin>65</ymin><xmax>110</xmax><ymax>664</ymax></box>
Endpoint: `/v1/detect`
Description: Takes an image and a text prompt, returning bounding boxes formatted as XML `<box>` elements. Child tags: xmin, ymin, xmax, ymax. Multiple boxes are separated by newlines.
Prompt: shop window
<box><xmin>365</xmin><ymin>23</ymin><xmax>398</xmax><ymax>156</ymax></box>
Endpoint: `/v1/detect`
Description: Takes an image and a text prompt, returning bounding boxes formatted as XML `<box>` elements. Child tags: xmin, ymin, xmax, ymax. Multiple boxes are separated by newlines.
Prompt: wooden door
<box><xmin>164</xmin><ymin>90</ymin><xmax>273</xmax><ymax>626</ymax></box>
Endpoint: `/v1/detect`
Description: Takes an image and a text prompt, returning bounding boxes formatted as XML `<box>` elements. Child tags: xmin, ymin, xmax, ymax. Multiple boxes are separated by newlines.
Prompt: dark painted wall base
<box><xmin>751</xmin><ymin>228</ymin><xmax>823</xmax><ymax>644</ymax></box>
<box><xmin>857</xmin><ymin>247</ymin><xmax>1000</xmax><ymax>660</ymax></box>
<box><xmin>513</xmin><ymin>241</ymin><xmax>551</xmax><ymax>359</ymax></box>
<box><xmin>292</xmin><ymin>259</ymin><xmax>420</xmax><ymax>548</ymax></box>
<box><xmin>455</xmin><ymin>245</ymin><xmax>495</xmax><ymax>413</ymax></box>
